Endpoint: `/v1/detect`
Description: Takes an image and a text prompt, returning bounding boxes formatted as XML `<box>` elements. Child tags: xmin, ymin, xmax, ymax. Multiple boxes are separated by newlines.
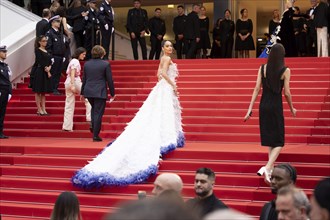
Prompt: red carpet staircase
<box><xmin>0</xmin><ymin>57</ymin><xmax>329</xmax><ymax>219</ymax></box>
<box><xmin>5</xmin><ymin>57</ymin><xmax>330</xmax><ymax>143</ymax></box>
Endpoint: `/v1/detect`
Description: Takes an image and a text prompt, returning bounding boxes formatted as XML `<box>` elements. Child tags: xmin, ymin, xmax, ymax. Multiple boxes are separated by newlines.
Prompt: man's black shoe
<box><xmin>93</xmin><ymin>136</ymin><xmax>102</xmax><ymax>142</ymax></box>
<box><xmin>0</xmin><ymin>134</ymin><xmax>9</xmax><ymax>139</ymax></box>
<box><xmin>53</xmin><ymin>90</ymin><xmax>62</xmax><ymax>95</ymax></box>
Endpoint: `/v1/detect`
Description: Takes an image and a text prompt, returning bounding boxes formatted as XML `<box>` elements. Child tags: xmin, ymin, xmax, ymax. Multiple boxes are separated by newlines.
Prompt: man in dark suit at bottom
<box><xmin>81</xmin><ymin>45</ymin><xmax>115</xmax><ymax>142</ymax></box>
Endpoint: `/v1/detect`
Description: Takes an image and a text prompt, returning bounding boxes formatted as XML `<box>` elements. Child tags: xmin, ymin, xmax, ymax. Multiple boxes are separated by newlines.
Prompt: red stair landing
<box><xmin>5</xmin><ymin>57</ymin><xmax>330</xmax><ymax>144</ymax></box>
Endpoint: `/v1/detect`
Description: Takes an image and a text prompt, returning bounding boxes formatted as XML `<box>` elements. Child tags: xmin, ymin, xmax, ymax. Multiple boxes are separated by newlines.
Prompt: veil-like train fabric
<box><xmin>72</xmin><ymin>62</ymin><xmax>184</xmax><ymax>189</ymax></box>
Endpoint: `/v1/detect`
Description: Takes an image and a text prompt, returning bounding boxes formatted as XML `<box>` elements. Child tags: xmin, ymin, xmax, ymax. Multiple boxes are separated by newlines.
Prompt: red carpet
<box><xmin>1</xmin><ymin>138</ymin><xmax>329</xmax><ymax>219</ymax></box>
<box><xmin>0</xmin><ymin>57</ymin><xmax>329</xmax><ymax>219</ymax></box>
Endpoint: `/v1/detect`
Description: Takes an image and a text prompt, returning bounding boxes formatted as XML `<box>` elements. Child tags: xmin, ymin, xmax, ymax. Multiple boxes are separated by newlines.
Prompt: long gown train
<box><xmin>72</xmin><ymin>63</ymin><xmax>184</xmax><ymax>189</ymax></box>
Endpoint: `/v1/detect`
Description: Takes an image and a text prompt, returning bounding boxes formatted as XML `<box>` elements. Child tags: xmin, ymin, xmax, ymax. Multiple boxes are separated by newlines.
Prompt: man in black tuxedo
<box><xmin>184</xmin><ymin>4</ymin><xmax>200</xmax><ymax>59</ymax></box>
<box><xmin>173</xmin><ymin>5</ymin><xmax>187</xmax><ymax>59</ymax></box>
<box><xmin>81</xmin><ymin>45</ymin><xmax>115</xmax><ymax>142</ymax></box>
<box><xmin>126</xmin><ymin>0</ymin><xmax>148</xmax><ymax>60</ymax></box>
<box><xmin>148</xmin><ymin>8</ymin><xmax>166</xmax><ymax>60</ymax></box>
<box><xmin>36</xmin><ymin>8</ymin><xmax>51</xmax><ymax>37</ymax></box>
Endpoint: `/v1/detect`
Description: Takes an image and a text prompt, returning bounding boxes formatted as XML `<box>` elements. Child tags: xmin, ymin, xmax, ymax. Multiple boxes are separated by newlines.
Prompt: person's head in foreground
<box><xmin>310</xmin><ymin>178</ymin><xmax>330</xmax><ymax>220</ymax></box>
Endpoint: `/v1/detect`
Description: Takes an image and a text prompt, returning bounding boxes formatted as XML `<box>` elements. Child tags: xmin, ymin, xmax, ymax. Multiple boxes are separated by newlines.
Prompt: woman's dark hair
<box><xmin>266</xmin><ymin>43</ymin><xmax>286</xmax><ymax>93</ymax></box>
<box><xmin>55</xmin><ymin>6</ymin><xmax>66</xmax><ymax>17</ymax></box>
<box><xmin>240</xmin><ymin>8</ymin><xmax>247</xmax><ymax>15</ymax></box>
<box><xmin>35</xmin><ymin>35</ymin><xmax>47</xmax><ymax>49</ymax></box>
<box><xmin>224</xmin><ymin>9</ymin><xmax>231</xmax><ymax>14</ymax></box>
<box><xmin>72</xmin><ymin>47</ymin><xmax>86</xmax><ymax>59</ymax></box>
<box><xmin>215</xmin><ymin>18</ymin><xmax>222</xmax><ymax>27</ymax></box>
<box><xmin>50</xmin><ymin>191</ymin><xmax>82</xmax><ymax>220</ymax></box>
<box><xmin>91</xmin><ymin>45</ymin><xmax>106</xmax><ymax>59</ymax></box>
<box><xmin>161</xmin><ymin>40</ymin><xmax>172</xmax><ymax>48</ymax></box>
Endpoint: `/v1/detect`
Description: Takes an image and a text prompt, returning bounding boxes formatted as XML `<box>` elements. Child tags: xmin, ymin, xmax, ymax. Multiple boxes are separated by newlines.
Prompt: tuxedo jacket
<box><xmin>36</xmin><ymin>19</ymin><xmax>50</xmax><ymax>37</ymax></box>
<box><xmin>81</xmin><ymin>59</ymin><xmax>115</xmax><ymax>99</ymax></box>
<box><xmin>184</xmin><ymin>11</ymin><xmax>200</xmax><ymax>40</ymax></box>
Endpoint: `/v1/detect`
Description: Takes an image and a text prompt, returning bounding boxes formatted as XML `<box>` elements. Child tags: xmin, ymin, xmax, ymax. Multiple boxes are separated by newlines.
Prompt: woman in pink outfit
<box><xmin>62</xmin><ymin>47</ymin><xmax>91</xmax><ymax>132</ymax></box>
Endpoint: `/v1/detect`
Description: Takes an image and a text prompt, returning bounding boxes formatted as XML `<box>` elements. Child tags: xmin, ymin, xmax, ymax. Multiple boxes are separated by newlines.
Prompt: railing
<box><xmin>0</xmin><ymin>0</ymin><xmax>39</xmax><ymax>87</ymax></box>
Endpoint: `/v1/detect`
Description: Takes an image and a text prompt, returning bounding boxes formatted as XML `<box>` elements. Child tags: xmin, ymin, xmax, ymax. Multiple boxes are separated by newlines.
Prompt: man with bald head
<box><xmin>152</xmin><ymin>173</ymin><xmax>183</xmax><ymax>197</ymax></box>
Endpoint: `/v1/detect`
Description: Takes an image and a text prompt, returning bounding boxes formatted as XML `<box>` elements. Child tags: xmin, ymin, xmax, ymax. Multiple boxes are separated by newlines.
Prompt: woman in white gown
<box><xmin>72</xmin><ymin>41</ymin><xmax>184</xmax><ymax>189</ymax></box>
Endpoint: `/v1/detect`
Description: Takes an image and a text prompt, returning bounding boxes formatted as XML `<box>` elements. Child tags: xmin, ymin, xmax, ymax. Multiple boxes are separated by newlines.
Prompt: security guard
<box><xmin>46</xmin><ymin>15</ymin><xmax>66</xmax><ymax>95</ymax></box>
<box><xmin>84</xmin><ymin>0</ymin><xmax>100</xmax><ymax>60</ymax></box>
<box><xmin>0</xmin><ymin>45</ymin><xmax>12</xmax><ymax>139</ymax></box>
<box><xmin>148</xmin><ymin>8</ymin><xmax>166</xmax><ymax>60</ymax></box>
<box><xmin>173</xmin><ymin>5</ymin><xmax>187</xmax><ymax>59</ymax></box>
<box><xmin>126</xmin><ymin>0</ymin><xmax>148</xmax><ymax>60</ymax></box>
<box><xmin>99</xmin><ymin>0</ymin><xmax>114</xmax><ymax>60</ymax></box>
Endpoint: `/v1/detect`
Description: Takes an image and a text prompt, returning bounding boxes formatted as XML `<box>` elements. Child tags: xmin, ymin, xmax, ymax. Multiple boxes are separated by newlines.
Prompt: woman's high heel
<box><xmin>257</xmin><ymin>166</ymin><xmax>271</xmax><ymax>183</ymax></box>
<box><xmin>257</xmin><ymin>166</ymin><xmax>266</xmax><ymax>176</ymax></box>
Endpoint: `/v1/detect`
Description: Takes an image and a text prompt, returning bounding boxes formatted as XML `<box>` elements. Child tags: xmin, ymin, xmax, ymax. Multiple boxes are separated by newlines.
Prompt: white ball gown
<box><xmin>72</xmin><ymin>62</ymin><xmax>184</xmax><ymax>189</ymax></box>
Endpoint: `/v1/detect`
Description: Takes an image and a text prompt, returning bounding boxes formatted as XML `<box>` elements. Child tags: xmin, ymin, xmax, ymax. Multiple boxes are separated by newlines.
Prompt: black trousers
<box><xmin>88</xmin><ymin>98</ymin><xmax>106</xmax><ymax>138</ymax></box>
<box><xmin>73</xmin><ymin>30</ymin><xmax>85</xmax><ymax>48</ymax></box>
<box><xmin>51</xmin><ymin>56</ymin><xmax>64</xmax><ymax>92</ymax></box>
<box><xmin>130</xmin><ymin>33</ymin><xmax>147</xmax><ymax>60</ymax></box>
<box><xmin>100</xmin><ymin>26</ymin><xmax>112</xmax><ymax>60</ymax></box>
<box><xmin>84</xmin><ymin>28</ymin><xmax>99</xmax><ymax>60</ymax></box>
<box><xmin>220</xmin><ymin>37</ymin><xmax>233</xmax><ymax>58</ymax></box>
<box><xmin>149</xmin><ymin>36</ymin><xmax>162</xmax><ymax>60</ymax></box>
<box><xmin>185</xmin><ymin>39</ymin><xmax>197</xmax><ymax>59</ymax></box>
<box><xmin>0</xmin><ymin>86</ymin><xmax>9</xmax><ymax>134</ymax></box>
<box><xmin>175</xmin><ymin>38</ymin><xmax>184</xmax><ymax>59</ymax></box>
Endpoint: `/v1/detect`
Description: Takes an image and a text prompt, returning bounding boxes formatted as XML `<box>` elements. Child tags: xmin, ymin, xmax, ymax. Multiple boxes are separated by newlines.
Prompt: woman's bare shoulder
<box><xmin>161</xmin><ymin>55</ymin><xmax>171</xmax><ymax>62</ymax></box>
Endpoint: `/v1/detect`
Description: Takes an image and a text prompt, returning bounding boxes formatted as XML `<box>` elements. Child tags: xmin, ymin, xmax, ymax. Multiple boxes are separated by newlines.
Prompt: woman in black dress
<box><xmin>32</xmin><ymin>35</ymin><xmax>53</xmax><ymax>115</ymax></box>
<box><xmin>210</xmin><ymin>18</ymin><xmax>222</xmax><ymax>58</ymax></box>
<box><xmin>235</xmin><ymin>8</ymin><xmax>255</xmax><ymax>58</ymax></box>
<box><xmin>197</xmin><ymin>6</ymin><xmax>211</xmax><ymax>58</ymax></box>
<box><xmin>244</xmin><ymin>44</ymin><xmax>296</xmax><ymax>184</ymax></box>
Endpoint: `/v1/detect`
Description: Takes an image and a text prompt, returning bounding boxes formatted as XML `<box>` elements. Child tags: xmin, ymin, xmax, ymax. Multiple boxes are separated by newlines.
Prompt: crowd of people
<box><xmin>10</xmin><ymin>0</ymin><xmax>329</xmax><ymax>60</ymax></box>
<box><xmin>49</xmin><ymin>168</ymin><xmax>330</xmax><ymax>220</ymax></box>
<box><xmin>263</xmin><ymin>0</ymin><xmax>329</xmax><ymax>58</ymax></box>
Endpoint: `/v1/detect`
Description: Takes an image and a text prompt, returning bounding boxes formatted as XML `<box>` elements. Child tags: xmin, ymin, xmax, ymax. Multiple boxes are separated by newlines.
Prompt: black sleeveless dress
<box><xmin>259</xmin><ymin>64</ymin><xmax>286</xmax><ymax>147</ymax></box>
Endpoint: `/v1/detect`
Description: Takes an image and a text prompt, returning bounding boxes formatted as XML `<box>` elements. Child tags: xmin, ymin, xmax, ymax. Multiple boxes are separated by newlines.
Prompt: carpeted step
<box><xmin>1</xmin><ymin>161</ymin><xmax>328</xmax><ymax>178</ymax></box>
<box><xmin>0</xmin><ymin>171</ymin><xmax>321</xmax><ymax>191</ymax></box>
